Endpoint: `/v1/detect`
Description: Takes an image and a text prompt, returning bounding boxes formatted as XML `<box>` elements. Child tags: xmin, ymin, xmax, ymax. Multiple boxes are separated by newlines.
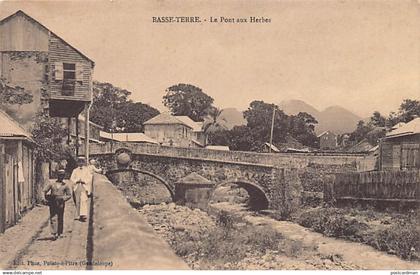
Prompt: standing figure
<box><xmin>70</xmin><ymin>157</ymin><xmax>93</xmax><ymax>222</ymax></box>
<box><xmin>88</xmin><ymin>159</ymin><xmax>102</xmax><ymax>175</ymax></box>
<box><xmin>43</xmin><ymin>170</ymin><xmax>72</xmax><ymax>240</ymax></box>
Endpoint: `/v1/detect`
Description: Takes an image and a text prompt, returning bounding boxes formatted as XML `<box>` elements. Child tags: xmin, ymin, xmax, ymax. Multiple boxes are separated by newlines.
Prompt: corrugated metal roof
<box><xmin>0</xmin><ymin>110</ymin><xmax>33</xmax><ymax>141</ymax></box>
<box><xmin>205</xmin><ymin>145</ymin><xmax>230</xmax><ymax>151</ymax></box>
<box><xmin>99</xmin><ymin>131</ymin><xmax>158</xmax><ymax>144</ymax></box>
<box><xmin>386</xmin><ymin>118</ymin><xmax>420</xmax><ymax>138</ymax></box>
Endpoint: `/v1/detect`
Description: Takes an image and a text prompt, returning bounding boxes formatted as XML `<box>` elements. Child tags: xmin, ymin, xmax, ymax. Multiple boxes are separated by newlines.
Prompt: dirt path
<box><xmin>4</xmin><ymin>201</ymin><xmax>90</xmax><ymax>270</ymax></box>
<box><xmin>212</xmin><ymin>203</ymin><xmax>420</xmax><ymax>270</ymax></box>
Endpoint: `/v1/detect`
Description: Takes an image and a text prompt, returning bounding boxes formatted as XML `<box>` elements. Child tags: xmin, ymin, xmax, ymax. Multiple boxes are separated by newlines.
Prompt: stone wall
<box><xmin>90</xmin><ymin>174</ymin><xmax>189</xmax><ymax>269</ymax></box>
<box><xmin>0</xmin><ymin>51</ymin><xmax>48</xmax><ymax>130</ymax></box>
<box><xmin>89</xmin><ymin>142</ymin><xmax>374</xmax><ymax>171</ymax></box>
<box><xmin>95</xmin><ymin>151</ymin><xmax>304</xmax><ymax>211</ymax></box>
<box><xmin>91</xmin><ymin>142</ymin><xmax>373</xmax><ymax>194</ymax></box>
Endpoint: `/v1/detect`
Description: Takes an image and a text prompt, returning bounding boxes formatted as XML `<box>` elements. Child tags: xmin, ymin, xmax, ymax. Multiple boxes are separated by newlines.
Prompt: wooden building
<box><xmin>0</xmin><ymin>10</ymin><xmax>94</xmax><ymax>159</ymax></box>
<box><xmin>317</xmin><ymin>130</ymin><xmax>338</xmax><ymax>150</ymax></box>
<box><xmin>379</xmin><ymin>118</ymin><xmax>420</xmax><ymax>170</ymax></box>
<box><xmin>0</xmin><ymin>110</ymin><xmax>35</xmax><ymax>233</ymax></box>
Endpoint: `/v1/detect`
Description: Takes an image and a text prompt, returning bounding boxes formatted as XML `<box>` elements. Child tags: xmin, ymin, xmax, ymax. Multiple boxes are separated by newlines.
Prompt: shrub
<box><xmin>216</xmin><ymin>210</ymin><xmax>234</xmax><ymax>229</ymax></box>
<box><xmin>242</xmin><ymin>225</ymin><xmax>284</xmax><ymax>253</ymax></box>
<box><xmin>370</xmin><ymin>223</ymin><xmax>420</xmax><ymax>260</ymax></box>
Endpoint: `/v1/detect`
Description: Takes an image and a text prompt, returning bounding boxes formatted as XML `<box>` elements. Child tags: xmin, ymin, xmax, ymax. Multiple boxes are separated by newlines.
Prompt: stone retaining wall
<box><xmin>89</xmin><ymin>174</ymin><xmax>189</xmax><ymax>269</ymax></box>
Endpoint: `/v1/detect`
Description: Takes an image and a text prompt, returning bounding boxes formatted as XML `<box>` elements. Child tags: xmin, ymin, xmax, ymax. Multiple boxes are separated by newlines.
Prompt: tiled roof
<box><xmin>144</xmin><ymin>113</ymin><xmax>204</xmax><ymax>131</ymax></box>
<box><xmin>0</xmin><ymin>110</ymin><xmax>33</xmax><ymax>142</ymax></box>
<box><xmin>143</xmin><ymin>113</ymin><xmax>191</xmax><ymax>128</ymax></box>
<box><xmin>175</xmin><ymin>116</ymin><xmax>203</xmax><ymax>132</ymax></box>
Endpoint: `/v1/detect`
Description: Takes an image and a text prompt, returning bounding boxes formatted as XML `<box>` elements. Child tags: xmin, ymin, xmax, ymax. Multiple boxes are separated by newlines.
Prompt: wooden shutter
<box><xmin>54</xmin><ymin>62</ymin><xmax>63</xmax><ymax>80</ymax></box>
<box><xmin>75</xmin><ymin>63</ymin><xmax>84</xmax><ymax>81</ymax></box>
<box><xmin>392</xmin><ymin>145</ymin><xmax>401</xmax><ymax>169</ymax></box>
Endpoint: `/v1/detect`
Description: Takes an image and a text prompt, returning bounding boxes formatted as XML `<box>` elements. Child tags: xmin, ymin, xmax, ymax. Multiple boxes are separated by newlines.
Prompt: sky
<box><xmin>0</xmin><ymin>0</ymin><xmax>419</xmax><ymax>117</ymax></box>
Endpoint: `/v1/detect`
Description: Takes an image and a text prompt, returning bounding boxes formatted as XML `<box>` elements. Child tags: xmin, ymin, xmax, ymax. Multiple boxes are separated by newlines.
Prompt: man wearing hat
<box><xmin>42</xmin><ymin>169</ymin><xmax>72</xmax><ymax>240</ymax></box>
<box><xmin>70</xmin><ymin>157</ymin><xmax>92</xmax><ymax>222</ymax></box>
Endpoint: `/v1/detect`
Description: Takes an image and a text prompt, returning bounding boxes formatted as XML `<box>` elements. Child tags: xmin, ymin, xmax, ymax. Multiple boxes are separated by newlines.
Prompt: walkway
<box><xmin>0</xmin><ymin>199</ymin><xmax>89</xmax><ymax>270</ymax></box>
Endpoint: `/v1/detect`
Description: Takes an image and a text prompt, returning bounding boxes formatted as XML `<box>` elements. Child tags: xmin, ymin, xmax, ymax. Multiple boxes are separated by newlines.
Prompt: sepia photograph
<box><xmin>0</xmin><ymin>0</ymin><xmax>419</xmax><ymax>273</ymax></box>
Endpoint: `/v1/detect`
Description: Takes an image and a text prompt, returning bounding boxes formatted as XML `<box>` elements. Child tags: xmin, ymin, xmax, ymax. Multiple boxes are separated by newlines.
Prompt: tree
<box><xmin>118</xmin><ymin>102</ymin><xmax>159</xmax><ymax>132</ymax></box>
<box><xmin>398</xmin><ymin>99</ymin><xmax>420</xmax><ymax>123</ymax></box>
<box><xmin>349</xmin><ymin>120</ymin><xmax>372</xmax><ymax>144</ymax></box>
<box><xmin>208</xmin><ymin>126</ymin><xmax>256</xmax><ymax>151</ymax></box>
<box><xmin>208</xmin><ymin>101</ymin><xmax>319</xmax><ymax>151</ymax></box>
<box><xmin>202</xmin><ymin>106</ymin><xmax>227</xmax><ymax>134</ymax></box>
<box><xmin>0</xmin><ymin>78</ymin><xmax>33</xmax><ymax>105</ymax></box>
<box><xmin>90</xmin><ymin>81</ymin><xmax>131</xmax><ymax>132</ymax></box>
<box><xmin>243</xmin><ymin>100</ymin><xmax>289</xmax><ymax>146</ymax></box>
<box><xmin>370</xmin><ymin>111</ymin><xmax>386</xmax><ymax>127</ymax></box>
<box><xmin>31</xmin><ymin>110</ymin><xmax>69</xmax><ymax>162</ymax></box>
<box><xmin>90</xmin><ymin>81</ymin><xmax>159</xmax><ymax>132</ymax></box>
<box><xmin>163</xmin><ymin>83</ymin><xmax>214</xmax><ymax>121</ymax></box>
<box><xmin>288</xmin><ymin>112</ymin><xmax>318</xmax><ymax>147</ymax></box>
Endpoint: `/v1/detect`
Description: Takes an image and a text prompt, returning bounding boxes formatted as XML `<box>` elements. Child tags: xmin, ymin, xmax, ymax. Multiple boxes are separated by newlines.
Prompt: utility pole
<box><xmin>269</xmin><ymin>105</ymin><xmax>276</xmax><ymax>153</ymax></box>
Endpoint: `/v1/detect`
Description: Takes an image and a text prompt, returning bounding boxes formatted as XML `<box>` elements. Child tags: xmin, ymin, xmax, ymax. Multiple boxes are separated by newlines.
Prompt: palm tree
<box><xmin>202</xmin><ymin>107</ymin><xmax>227</xmax><ymax>144</ymax></box>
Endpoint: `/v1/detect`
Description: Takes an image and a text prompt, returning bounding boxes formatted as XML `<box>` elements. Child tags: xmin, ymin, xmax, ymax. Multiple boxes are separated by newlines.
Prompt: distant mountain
<box><xmin>278</xmin><ymin>100</ymin><xmax>361</xmax><ymax>134</ymax></box>
<box><xmin>217</xmin><ymin>108</ymin><xmax>246</xmax><ymax>130</ymax></box>
<box><xmin>278</xmin><ymin>100</ymin><xmax>320</xmax><ymax>117</ymax></box>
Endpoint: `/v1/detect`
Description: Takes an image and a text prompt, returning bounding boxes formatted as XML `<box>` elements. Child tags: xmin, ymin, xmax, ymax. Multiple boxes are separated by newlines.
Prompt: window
<box><xmin>63</xmin><ymin>63</ymin><xmax>76</xmax><ymax>80</ymax></box>
<box><xmin>54</xmin><ymin>62</ymin><xmax>84</xmax><ymax>96</ymax></box>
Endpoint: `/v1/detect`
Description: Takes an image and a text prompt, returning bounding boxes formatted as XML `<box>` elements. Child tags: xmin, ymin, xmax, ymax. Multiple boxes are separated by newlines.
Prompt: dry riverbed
<box><xmin>138</xmin><ymin>203</ymin><xmax>361</xmax><ymax>270</ymax></box>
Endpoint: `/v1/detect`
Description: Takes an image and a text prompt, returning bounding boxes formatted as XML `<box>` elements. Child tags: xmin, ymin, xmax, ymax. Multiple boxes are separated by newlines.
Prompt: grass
<box><xmin>169</xmin><ymin>211</ymin><xmax>311</xmax><ymax>269</ymax></box>
<box><xmin>295</xmin><ymin>207</ymin><xmax>420</xmax><ymax>260</ymax></box>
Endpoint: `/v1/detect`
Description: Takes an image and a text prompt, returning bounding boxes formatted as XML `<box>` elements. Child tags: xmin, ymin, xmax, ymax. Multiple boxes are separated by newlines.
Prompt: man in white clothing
<box><xmin>70</xmin><ymin>157</ymin><xmax>92</xmax><ymax>222</ymax></box>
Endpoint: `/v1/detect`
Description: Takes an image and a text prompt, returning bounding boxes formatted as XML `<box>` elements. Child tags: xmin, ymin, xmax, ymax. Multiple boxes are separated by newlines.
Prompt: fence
<box><xmin>325</xmin><ymin>170</ymin><xmax>420</xmax><ymax>205</ymax></box>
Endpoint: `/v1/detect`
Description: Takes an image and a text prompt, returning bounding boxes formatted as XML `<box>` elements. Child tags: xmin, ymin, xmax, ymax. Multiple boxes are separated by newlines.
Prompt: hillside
<box><xmin>278</xmin><ymin>100</ymin><xmax>361</xmax><ymax>134</ymax></box>
<box><xmin>217</xmin><ymin>108</ymin><xmax>246</xmax><ymax>130</ymax></box>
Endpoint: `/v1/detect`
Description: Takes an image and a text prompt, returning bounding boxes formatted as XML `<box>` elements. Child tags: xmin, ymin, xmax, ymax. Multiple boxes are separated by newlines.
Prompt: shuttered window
<box><xmin>54</xmin><ymin>62</ymin><xmax>84</xmax><ymax>82</ymax></box>
<box><xmin>401</xmin><ymin>144</ymin><xmax>420</xmax><ymax>170</ymax></box>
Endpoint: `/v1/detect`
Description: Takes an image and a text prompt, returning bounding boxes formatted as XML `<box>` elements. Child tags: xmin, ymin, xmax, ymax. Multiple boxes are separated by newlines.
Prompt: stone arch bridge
<box><xmin>89</xmin><ymin>142</ymin><xmax>370</xmax><ymax>211</ymax></box>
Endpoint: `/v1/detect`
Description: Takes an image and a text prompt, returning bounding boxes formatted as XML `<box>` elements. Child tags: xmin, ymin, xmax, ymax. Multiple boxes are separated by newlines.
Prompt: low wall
<box><xmin>90</xmin><ymin>174</ymin><xmax>189</xmax><ymax>269</ymax></box>
<box><xmin>90</xmin><ymin>142</ymin><xmax>376</xmax><ymax>194</ymax></box>
<box><xmin>89</xmin><ymin>142</ymin><xmax>374</xmax><ymax>171</ymax></box>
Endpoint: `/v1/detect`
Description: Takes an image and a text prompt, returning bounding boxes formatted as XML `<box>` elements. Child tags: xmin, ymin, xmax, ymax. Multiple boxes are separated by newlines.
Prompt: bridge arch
<box><xmin>105</xmin><ymin>168</ymin><xmax>175</xmax><ymax>200</ymax></box>
<box><xmin>211</xmin><ymin>179</ymin><xmax>269</xmax><ymax>210</ymax></box>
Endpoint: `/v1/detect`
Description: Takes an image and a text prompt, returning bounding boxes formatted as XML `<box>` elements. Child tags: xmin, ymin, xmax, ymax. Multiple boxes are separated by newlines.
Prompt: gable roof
<box><xmin>0</xmin><ymin>110</ymin><xmax>33</xmax><ymax>142</ymax></box>
<box><xmin>175</xmin><ymin>116</ymin><xmax>203</xmax><ymax>132</ymax></box>
<box><xmin>177</xmin><ymin>172</ymin><xmax>212</xmax><ymax>185</ymax></box>
<box><xmin>263</xmin><ymin>142</ymin><xmax>280</xmax><ymax>153</ymax></box>
<box><xmin>144</xmin><ymin>113</ymin><xmax>189</xmax><ymax>127</ymax></box>
<box><xmin>143</xmin><ymin>113</ymin><xmax>204</xmax><ymax>131</ymax></box>
<box><xmin>0</xmin><ymin>10</ymin><xmax>94</xmax><ymax>66</ymax></box>
<box><xmin>385</xmin><ymin>118</ymin><xmax>420</xmax><ymax>139</ymax></box>
<box><xmin>317</xmin><ymin>130</ymin><xmax>336</xmax><ymax>138</ymax></box>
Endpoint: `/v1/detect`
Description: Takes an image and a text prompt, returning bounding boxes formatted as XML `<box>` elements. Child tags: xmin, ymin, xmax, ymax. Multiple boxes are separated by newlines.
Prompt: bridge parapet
<box><xmin>90</xmin><ymin>174</ymin><xmax>189</xmax><ymax>269</ymax></box>
<box><xmin>89</xmin><ymin>142</ymin><xmax>374</xmax><ymax>170</ymax></box>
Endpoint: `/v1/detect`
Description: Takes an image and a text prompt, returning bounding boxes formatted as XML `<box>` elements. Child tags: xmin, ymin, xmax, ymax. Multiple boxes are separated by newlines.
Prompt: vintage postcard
<box><xmin>0</xmin><ymin>0</ymin><xmax>419</xmax><ymax>273</ymax></box>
